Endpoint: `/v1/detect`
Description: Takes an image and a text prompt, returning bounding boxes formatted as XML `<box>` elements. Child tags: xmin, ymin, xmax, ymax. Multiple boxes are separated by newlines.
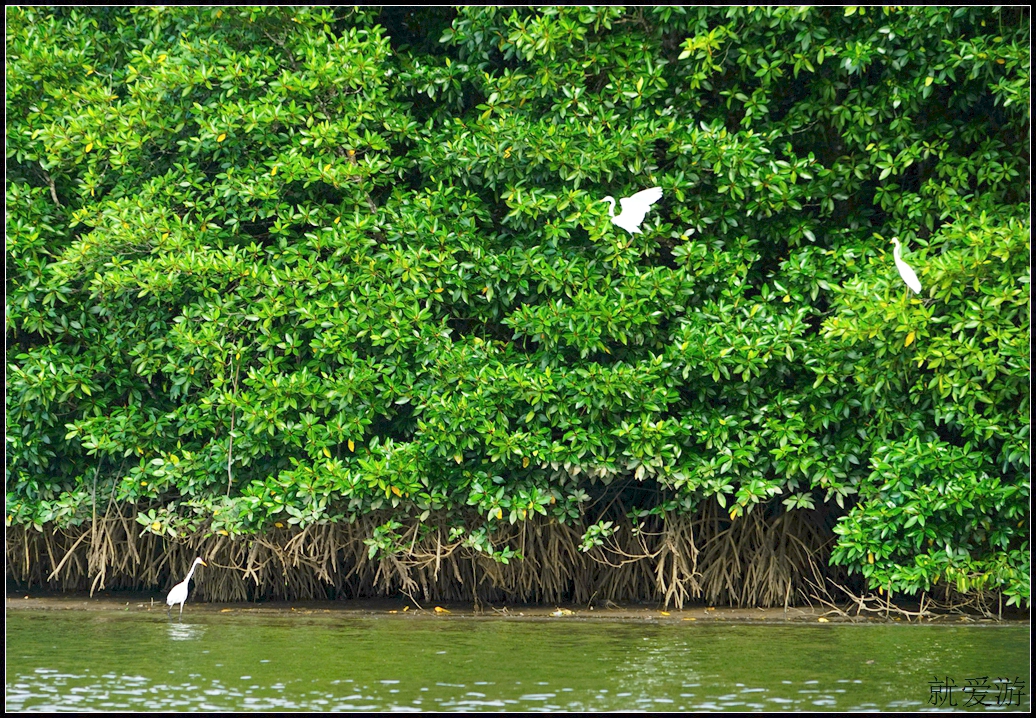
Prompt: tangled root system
<box><xmin>7</xmin><ymin>499</ymin><xmax>844</xmax><ymax>608</ymax></box>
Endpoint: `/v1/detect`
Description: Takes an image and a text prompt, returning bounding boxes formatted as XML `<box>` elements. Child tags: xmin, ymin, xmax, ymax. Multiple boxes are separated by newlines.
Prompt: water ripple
<box><xmin>6</xmin><ymin>613</ymin><xmax>1030</xmax><ymax>712</ymax></box>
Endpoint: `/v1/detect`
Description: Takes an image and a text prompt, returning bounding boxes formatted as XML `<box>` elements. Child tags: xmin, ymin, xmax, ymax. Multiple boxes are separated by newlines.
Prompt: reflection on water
<box><xmin>5</xmin><ymin>611</ymin><xmax>1030</xmax><ymax>712</ymax></box>
<box><xmin>167</xmin><ymin>622</ymin><xmax>204</xmax><ymax>642</ymax></box>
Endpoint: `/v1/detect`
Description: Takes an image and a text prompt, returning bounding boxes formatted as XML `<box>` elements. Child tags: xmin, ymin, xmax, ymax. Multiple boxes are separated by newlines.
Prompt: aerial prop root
<box><xmin>9</xmin><ymin>500</ymin><xmax>860</xmax><ymax>608</ymax></box>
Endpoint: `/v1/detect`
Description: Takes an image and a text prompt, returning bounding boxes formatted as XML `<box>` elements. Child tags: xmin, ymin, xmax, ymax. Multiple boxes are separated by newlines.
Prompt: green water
<box><xmin>5</xmin><ymin>610</ymin><xmax>1030</xmax><ymax>712</ymax></box>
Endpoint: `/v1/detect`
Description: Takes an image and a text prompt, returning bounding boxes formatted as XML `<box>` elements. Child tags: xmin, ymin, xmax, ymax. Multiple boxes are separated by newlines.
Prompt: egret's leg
<box><xmin>179</xmin><ymin>601</ymin><xmax>184</xmax><ymax>621</ymax></box>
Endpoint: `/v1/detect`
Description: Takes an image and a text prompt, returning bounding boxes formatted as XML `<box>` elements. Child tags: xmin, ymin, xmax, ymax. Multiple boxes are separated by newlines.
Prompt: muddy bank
<box><xmin>5</xmin><ymin>593</ymin><xmax>1024</xmax><ymax>624</ymax></box>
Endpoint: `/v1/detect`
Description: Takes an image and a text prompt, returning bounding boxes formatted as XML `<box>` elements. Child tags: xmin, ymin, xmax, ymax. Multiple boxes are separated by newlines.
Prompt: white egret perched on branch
<box><xmin>890</xmin><ymin>237</ymin><xmax>922</xmax><ymax>294</ymax></box>
<box><xmin>167</xmin><ymin>557</ymin><xmax>207</xmax><ymax>620</ymax></box>
<box><xmin>601</xmin><ymin>187</ymin><xmax>663</xmax><ymax>234</ymax></box>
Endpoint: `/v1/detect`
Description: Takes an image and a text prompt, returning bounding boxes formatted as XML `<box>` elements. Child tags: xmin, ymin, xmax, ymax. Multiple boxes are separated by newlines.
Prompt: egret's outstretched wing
<box><xmin>614</xmin><ymin>187</ymin><xmax>663</xmax><ymax>233</ymax></box>
<box><xmin>623</xmin><ymin>186</ymin><xmax>663</xmax><ymax>210</ymax></box>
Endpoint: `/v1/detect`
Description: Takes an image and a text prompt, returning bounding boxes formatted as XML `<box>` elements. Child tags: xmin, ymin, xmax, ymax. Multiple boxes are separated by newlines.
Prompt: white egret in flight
<box><xmin>601</xmin><ymin>187</ymin><xmax>663</xmax><ymax>234</ymax></box>
<box><xmin>890</xmin><ymin>237</ymin><xmax>922</xmax><ymax>294</ymax></box>
<box><xmin>167</xmin><ymin>557</ymin><xmax>207</xmax><ymax>620</ymax></box>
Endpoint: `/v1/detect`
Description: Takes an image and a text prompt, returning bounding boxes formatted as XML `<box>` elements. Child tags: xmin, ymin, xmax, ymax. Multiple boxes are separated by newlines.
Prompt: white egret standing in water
<box><xmin>167</xmin><ymin>557</ymin><xmax>207</xmax><ymax>620</ymax></box>
<box><xmin>601</xmin><ymin>187</ymin><xmax>663</xmax><ymax>234</ymax></box>
<box><xmin>891</xmin><ymin>237</ymin><xmax>922</xmax><ymax>294</ymax></box>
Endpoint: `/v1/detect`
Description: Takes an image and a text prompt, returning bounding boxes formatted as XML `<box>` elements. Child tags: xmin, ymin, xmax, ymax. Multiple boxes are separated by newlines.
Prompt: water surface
<box><xmin>6</xmin><ymin>610</ymin><xmax>1029</xmax><ymax>711</ymax></box>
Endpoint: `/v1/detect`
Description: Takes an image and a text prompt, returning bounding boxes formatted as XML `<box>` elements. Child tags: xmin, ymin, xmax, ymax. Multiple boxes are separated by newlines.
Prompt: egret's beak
<box><xmin>200</xmin><ymin>560</ymin><xmax>208</xmax><ymax>567</ymax></box>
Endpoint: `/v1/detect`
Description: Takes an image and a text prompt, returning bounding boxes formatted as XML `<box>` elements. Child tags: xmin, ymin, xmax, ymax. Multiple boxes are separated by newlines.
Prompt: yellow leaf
<box><xmin>275</xmin><ymin>522</ymin><xmax>284</xmax><ymax>528</ymax></box>
<box><xmin>348</xmin><ymin>439</ymin><xmax>355</xmax><ymax>452</ymax></box>
<box><xmin>391</xmin><ymin>486</ymin><xmax>402</xmax><ymax>497</ymax></box>
<box><xmin>434</xmin><ymin>606</ymin><xmax>451</xmax><ymax>614</ymax></box>
<box><xmin>683</xmin><ymin>617</ymin><xmax>697</xmax><ymax>621</ymax></box>
<box><xmin>660</xmin><ymin>611</ymin><xmax>670</xmax><ymax>616</ymax></box>
<box><xmin>217</xmin><ymin>133</ymin><xmax>227</xmax><ymax>143</ymax></box>
<box><xmin>818</xmin><ymin>617</ymin><xmax>830</xmax><ymax>623</ymax></box>
<box><xmin>868</xmin><ymin>552</ymin><xmax>875</xmax><ymax>564</ymax></box>
<box><xmin>522</xmin><ymin>456</ymin><xmax>529</xmax><ymax>468</ymax></box>
<box><xmin>158</xmin><ymin>54</ymin><xmax>167</xmax><ymax>63</ymax></box>
<box><xmin>434</xmin><ymin>287</ymin><xmax>444</xmax><ymax>293</ymax></box>
<box><xmin>334</xmin><ymin>216</ymin><xmax>341</xmax><ymax>224</ymax></box>
<box><xmin>85</xmin><ymin>142</ymin><xmax>94</xmax><ymax>153</ymax></box>
<box><xmin>924</xmin><ymin>76</ymin><xmax>934</xmax><ymax>86</ymax></box>
<box><xmin>904</xmin><ymin>331</ymin><xmax>915</xmax><ymax>347</ymax></box>
<box><xmin>141</xmin><ymin>481</ymin><xmax>147</xmax><ymax>486</ymax></box>
<box><xmin>454</xmin><ymin>454</ymin><xmax>463</xmax><ymax>464</ymax></box>
<box><xmin>169</xmin><ymin>454</ymin><xmax>179</xmax><ymax>465</ymax></box>
<box><xmin>218</xmin><ymin>530</ymin><xmax>229</xmax><ymax>536</ymax></box>
<box><xmin>322</xmin><ymin>447</ymin><xmax>331</xmax><ymax>458</ymax></box>
<box><xmin>403</xmin><ymin>606</ymin><xmax>410</xmax><ymax>612</ymax></box>
<box><xmin>495</xmin><ymin>508</ymin><xmax>503</xmax><ymax>520</ymax></box>
<box><xmin>388</xmin><ymin>610</ymin><xmax>398</xmax><ymax>614</ymax></box>
<box><xmin>271</xmin><ymin>165</ymin><xmax>277</xmax><ymax>176</ymax></box>
<box><xmin>151</xmin><ymin>521</ymin><xmax>161</xmax><ymax>531</ymax></box>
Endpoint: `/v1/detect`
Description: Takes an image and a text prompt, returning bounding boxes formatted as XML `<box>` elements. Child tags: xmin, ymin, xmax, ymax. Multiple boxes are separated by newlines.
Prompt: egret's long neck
<box><xmin>603</xmin><ymin>198</ymin><xmax>616</xmax><ymax>217</ymax></box>
<box><xmin>184</xmin><ymin>562</ymin><xmax>200</xmax><ymax>584</ymax></box>
<box><xmin>893</xmin><ymin>241</ymin><xmax>902</xmax><ymax>261</ymax></box>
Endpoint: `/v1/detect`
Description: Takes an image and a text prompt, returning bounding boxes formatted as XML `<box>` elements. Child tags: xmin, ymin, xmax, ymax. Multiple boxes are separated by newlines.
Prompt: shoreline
<box><xmin>5</xmin><ymin>593</ymin><xmax>1027</xmax><ymax>624</ymax></box>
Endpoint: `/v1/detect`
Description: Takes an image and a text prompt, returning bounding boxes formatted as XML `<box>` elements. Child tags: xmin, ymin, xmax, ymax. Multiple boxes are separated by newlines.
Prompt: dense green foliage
<box><xmin>6</xmin><ymin>7</ymin><xmax>1029</xmax><ymax>606</ymax></box>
